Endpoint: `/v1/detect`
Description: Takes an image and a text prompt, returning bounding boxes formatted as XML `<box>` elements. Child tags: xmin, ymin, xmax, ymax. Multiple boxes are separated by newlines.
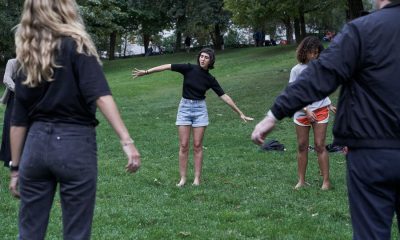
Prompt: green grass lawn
<box><xmin>0</xmin><ymin>46</ymin><xmax>398</xmax><ymax>239</ymax></box>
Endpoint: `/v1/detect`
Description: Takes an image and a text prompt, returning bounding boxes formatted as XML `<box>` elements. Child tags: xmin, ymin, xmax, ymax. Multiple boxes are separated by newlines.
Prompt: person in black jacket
<box><xmin>252</xmin><ymin>0</ymin><xmax>400</xmax><ymax>239</ymax></box>
<box><xmin>133</xmin><ymin>48</ymin><xmax>253</xmax><ymax>187</ymax></box>
<box><xmin>9</xmin><ymin>0</ymin><xmax>141</xmax><ymax>239</ymax></box>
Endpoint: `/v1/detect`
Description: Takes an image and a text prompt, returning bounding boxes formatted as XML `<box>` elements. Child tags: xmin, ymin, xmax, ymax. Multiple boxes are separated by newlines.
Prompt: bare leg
<box><xmin>312</xmin><ymin>122</ymin><xmax>331</xmax><ymax>190</ymax></box>
<box><xmin>177</xmin><ymin>126</ymin><xmax>191</xmax><ymax>187</ymax></box>
<box><xmin>192</xmin><ymin>126</ymin><xmax>206</xmax><ymax>186</ymax></box>
<box><xmin>295</xmin><ymin>124</ymin><xmax>311</xmax><ymax>189</ymax></box>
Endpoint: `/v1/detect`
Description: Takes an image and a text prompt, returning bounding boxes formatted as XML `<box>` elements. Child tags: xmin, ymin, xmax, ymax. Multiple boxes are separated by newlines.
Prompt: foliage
<box><xmin>126</xmin><ymin>0</ymin><xmax>171</xmax><ymax>53</ymax></box>
<box><xmin>225</xmin><ymin>0</ymin><xmax>347</xmax><ymax>43</ymax></box>
<box><xmin>0</xmin><ymin>0</ymin><xmax>23</xmax><ymax>64</ymax></box>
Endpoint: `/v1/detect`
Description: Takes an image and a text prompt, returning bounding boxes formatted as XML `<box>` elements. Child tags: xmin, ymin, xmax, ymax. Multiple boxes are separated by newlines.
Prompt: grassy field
<box><xmin>0</xmin><ymin>46</ymin><xmax>398</xmax><ymax>239</ymax></box>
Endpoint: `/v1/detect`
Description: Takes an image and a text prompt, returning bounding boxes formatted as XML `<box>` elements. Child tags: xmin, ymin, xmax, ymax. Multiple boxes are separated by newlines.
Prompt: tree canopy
<box><xmin>0</xmin><ymin>0</ymin><xmax>370</xmax><ymax>63</ymax></box>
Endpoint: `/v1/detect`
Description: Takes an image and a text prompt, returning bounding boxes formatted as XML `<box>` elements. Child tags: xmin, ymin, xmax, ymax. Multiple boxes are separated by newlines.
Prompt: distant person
<box><xmin>133</xmin><ymin>48</ymin><xmax>253</xmax><ymax>187</ymax></box>
<box><xmin>185</xmin><ymin>36</ymin><xmax>191</xmax><ymax>53</ymax></box>
<box><xmin>9</xmin><ymin>0</ymin><xmax>141</xmax><ymax>239</ymax></box>
<box><xmin>252</xmin><ymin>0</ymin><xmax>400</xmax><ymax>239</ymax></box>
<box><xmin>288</xmin><ymin>36</ymin><xmax>336</xmax><ymax>190</ymax></box>
<box><xmin>0</xmin><ymin>58</ymin><xmax>18</xmax><ymax>168</ymax></box>
<box><xmin>253</xmin><ymin>31</ymin><xmax>262</xmax><ymax>47</ymax></box>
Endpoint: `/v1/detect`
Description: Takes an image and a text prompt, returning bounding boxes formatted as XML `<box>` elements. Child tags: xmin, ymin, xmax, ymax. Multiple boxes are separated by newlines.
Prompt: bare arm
<box><xmin>3</xmin><ymin>59</ymin><xmax>17</xmax><ymax>91</ymax></box>
<box><xmin>9</xmin><ymin>126</ymin><xmax>27</xmax><ymax>198</ymax></box>
<box><xmin>219</xmin><ymin>94</ymin><xmax>254</xmax><ymax>122</ymax></box>
<box><xmin>96</xmin><ymin>95</ymin><xmax>141</xmax><ymax>173</ymax></box>
<box><xmin>132</xmin><ymin>64</ymin><xmax>172</xmax><ymax>78</ymax></box>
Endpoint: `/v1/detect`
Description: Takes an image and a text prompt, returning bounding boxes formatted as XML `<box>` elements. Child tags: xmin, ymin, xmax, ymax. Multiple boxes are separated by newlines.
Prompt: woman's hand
<box><xmin>9</xmin><ymin>171</ymin><xmax>20</xmax><ymax>198</ymax></box>
<box><xmin>240</xmin><ymin>114</ymin><xmax>254</xmax><ymax>122</ymax></box>
<box><xmin>122</xmin><ymin>143</ymin><xmax>141</xmax><ymax>173</ymax></box>
<box><xmin>305</xmin><ymin>109</ymin><xmax>317</xmax><ymax>123</ymax></box>
<box><xmin>329</xmin><ymin>105</ymin><xmax>337</xmax><ymax>114</ymax></box>
<box><xmin>132</xmin><ymin>68</ymin><xmax>146</xmax><ymax>78</ymax></box>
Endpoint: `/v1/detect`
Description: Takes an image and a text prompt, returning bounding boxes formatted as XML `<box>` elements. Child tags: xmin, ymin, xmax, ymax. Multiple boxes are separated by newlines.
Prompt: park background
<box><xmin>1</xmin><ymin>0</ymin><xmax>398</xmax><ymax>239</ymax></box>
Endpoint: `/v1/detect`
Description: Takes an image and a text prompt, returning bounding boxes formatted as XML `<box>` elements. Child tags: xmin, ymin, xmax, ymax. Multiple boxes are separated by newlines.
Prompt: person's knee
<box><xmin>193</xmin><ymin>142</ymin><xmax>202</xmax><ymax>153</ymax></box>
<box><xmin>297</xmin><ymin>143</ymin><xmax>308</xmax><ymax>152</ymax></box>
<box><xmin>179</xmin><ymin>143</ymin><xmax>189</xmax><ymax>153</ymax></box>
<box><xmin>314</xmin><ymin>142</ymin><xmax>326</xmax><ymax>153</ymax></box>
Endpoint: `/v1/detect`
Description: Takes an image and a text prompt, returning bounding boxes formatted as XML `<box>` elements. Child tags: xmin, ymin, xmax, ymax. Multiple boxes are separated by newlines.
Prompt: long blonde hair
<box><xmin>15</xmin><ymin>0</ymin><xmax>100</xmax><ymax>87</ymax></box>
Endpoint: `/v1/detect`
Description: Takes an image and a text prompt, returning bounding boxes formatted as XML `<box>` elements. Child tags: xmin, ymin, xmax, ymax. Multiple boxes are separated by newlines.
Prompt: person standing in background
<box><xmin>287</xmin><ymin>37</ymin><xmax>336</xmax><ymax>190</ymax></box>
<box><xmin>0</xmin><ymin>58</ymin><xmax>18</xmax><ymax>168</ymax></box>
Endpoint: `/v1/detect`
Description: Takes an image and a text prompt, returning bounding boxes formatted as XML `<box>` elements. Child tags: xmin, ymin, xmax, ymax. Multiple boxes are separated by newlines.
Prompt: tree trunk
<box><xmin>143</xmin><ymin>33</ymin><xmax>150</xmax><ymax>55</ymax></box>
<box><xmin>294</xmin><ymin>18</ymin><xmax>301</xmax><ymax>44</ymax></box>
<box><xmin>175</xmin><ymin>30</ymin><xmax>182</xmax><ymax>52</ymax></box>
<box><xmin>299</xmin><ymin>10</ymin><xmax>306</xmax><ymax>40</ymax></box>
<box><xmin>123</xmin><ymin>34</ymin><xmax>128</xmax><ymax>57</ymax></box>
<box><xmin>109</xmin><ymin>31</ymin><xmax>117</xmax><ymax>60</ymax></box>
<box><xmin>213</xmin><ymin>24</ymin><xmax>223</xmax><ymax>50</ymax></box>
<box><xmin>282</xmin><ymin>16</ymin><xmax>293</xmax><ymax>44</ymax></box>
<box><xmin>346</xmin><ymin>0</ymin><xmax>364</xmax><ymax>20</ymax></box>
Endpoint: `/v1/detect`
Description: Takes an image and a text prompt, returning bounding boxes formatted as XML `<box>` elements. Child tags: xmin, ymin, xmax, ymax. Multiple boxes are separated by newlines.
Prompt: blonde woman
<box><xmin>9</xmin><ymin>0</ymin><xmax>141</xmax><ymax>239</ymax></box>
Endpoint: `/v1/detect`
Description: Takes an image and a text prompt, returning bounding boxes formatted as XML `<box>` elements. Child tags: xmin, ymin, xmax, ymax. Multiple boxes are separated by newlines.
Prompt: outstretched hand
<box><xmin>122</xmin><ymin>144</ymin><xmax>141</xmax><ymax>173</ymax></box>
<box><xmin>251</xmin><ymin>116</ymin><xmax>276</xmax><ymax>145</ymax></box>
<box><xmin>240</xmin><ymin>114</ymin><xmax>254</xmax><ymax>122</ymax></box>
<box><xmin>132</xmin><ymin>68</ymin><xmax>146</xmax><ymax>79</ymax></box>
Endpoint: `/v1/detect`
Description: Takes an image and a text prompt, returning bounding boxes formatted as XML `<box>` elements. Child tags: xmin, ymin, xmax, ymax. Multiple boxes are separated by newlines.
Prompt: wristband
<box><xmin>10</xmin><ymin>164</ymin><xmax>19</xmax><ymax>172</ymax></box>
<box><xmin>120</xmin><ymin>138</ymin><xmax>134</xmax><ymax>147</ymax></box>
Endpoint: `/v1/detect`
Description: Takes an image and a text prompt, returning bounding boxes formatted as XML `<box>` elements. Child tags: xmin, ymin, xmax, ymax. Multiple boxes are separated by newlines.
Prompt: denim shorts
<box><xmin>176</xmin><ymin>98</ymin><xmax>209</xmax><ymax>127</ymax></box>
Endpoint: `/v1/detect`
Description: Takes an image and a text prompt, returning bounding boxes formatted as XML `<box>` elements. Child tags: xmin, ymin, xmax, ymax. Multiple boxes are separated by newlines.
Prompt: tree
<box><xmin>127</xmin><ymin>0</ymin><xmax>171</xmax><ymax>55</ymax></box>
<box><xmin>0</xmin><ymin>0</ymin><xmax>24</xmax><ymax>64</ymax></box>
<box><xmin>166</xmin><ymin>0</ymin><xmax>196</xmax><ymax>52</ymax></box>
<box><xmin>188</xmin><ymin>0</ymin><xmax>231</xmax><ymax>50</ymax></box>
<box><xmin>346</xmin><ymin>0</ymin><xmax>364</xmax><ymax>20</ymax></box>
<box><xmin>226</xmin><ymin>0</ymin><xmax>346</xmax><ymax>45</ymax></box>
<box><xmin>78</xmin><ymin>0</ymin><xmax>136</xmax><ymax>60</ymax></box>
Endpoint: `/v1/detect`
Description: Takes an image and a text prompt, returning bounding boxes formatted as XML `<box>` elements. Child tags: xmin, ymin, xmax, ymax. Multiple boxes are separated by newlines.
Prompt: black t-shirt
<box><xmin>171</xmin><ymin>63</ymin><xmax>225</xmax><ymax>100</ymax></box>
<box><xmin>11</xmin><ymin>37</ymin><xmax>111</xmax><ymax>127</ymax></box>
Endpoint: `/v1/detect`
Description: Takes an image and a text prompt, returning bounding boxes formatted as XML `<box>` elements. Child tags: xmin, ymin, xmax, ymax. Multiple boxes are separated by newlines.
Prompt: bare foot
<box><xmin>294</xmin><ymin>182</ymin><xmax>310</xmax><ymax>190</ymax></box>
<box><xmin>321</xmin><ymin>182</ymin><xmax>331</xmax><ymax>190</ymax></box>
<box><xmin>176</xmin><ymin>178</ymin><xmax>186</xmax><ymax>187</ymax></box>
<box><xmin>192</xmin><ymin>178</ymin><xmax>200</xmax><ymax>186</ymax></box>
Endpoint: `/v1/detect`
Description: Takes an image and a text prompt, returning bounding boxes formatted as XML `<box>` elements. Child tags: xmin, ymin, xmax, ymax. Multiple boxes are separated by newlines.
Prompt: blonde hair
<box><xmin>15</xmin><ymin>0</ymin><xmax>100</xmax><ymax>87</ymax></box>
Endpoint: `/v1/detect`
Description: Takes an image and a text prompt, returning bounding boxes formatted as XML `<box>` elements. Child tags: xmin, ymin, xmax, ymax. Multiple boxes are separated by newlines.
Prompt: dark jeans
<box><xmin>18</xmin><ymin>122</ymin><xmax>97</xmax><ymax>240</ymax></box>
<box><xmin>346</xmin><ymin>148</ymin><xmax>400</xmax><ymax>240</ymax></box>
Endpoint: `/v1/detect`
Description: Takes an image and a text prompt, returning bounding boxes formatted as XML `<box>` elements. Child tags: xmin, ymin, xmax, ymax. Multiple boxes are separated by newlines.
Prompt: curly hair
<box><xmin>197</xmin><ymin>48</ymin><xmax>215</xmax><ymax>69</ymax></box>
<box><xmin>296</xmin><ymin>36</ymin><xmax>324</xmax><ymax>64</ymax></box>
<box><xmin>15</xmin><ymin>0</ymin><xmax>100</xmax><ymax>87</ymax></box>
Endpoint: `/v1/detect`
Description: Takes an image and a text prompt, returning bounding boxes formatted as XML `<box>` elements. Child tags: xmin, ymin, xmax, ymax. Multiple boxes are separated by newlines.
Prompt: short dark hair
<box><xmin>197</xmin><ymin>48</ymin><xmax>215</xmax><ymax>69</ymax></box>
<box><xmin>296</xmin><ymin>36</ymin><xmax>324</xmax><ymax>64</ymax></box>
